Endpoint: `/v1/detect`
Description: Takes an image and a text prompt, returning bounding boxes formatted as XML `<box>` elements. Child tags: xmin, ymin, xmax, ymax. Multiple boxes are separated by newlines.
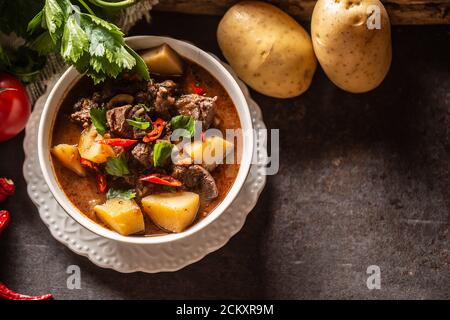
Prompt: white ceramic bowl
<box><xmin>38</xmin><ymin>36</ymin><xmax>254</xmax><ymax>245</ymax></box>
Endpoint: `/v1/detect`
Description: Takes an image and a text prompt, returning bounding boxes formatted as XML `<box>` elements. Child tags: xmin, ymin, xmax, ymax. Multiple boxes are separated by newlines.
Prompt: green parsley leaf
<box><xmin>125</xmin><ymin>44</ymin><xmax>150</xmax><ymax>81</ymax></box>
<box><xmin>126</xmin><ymin>117</ymin><xmax>150</xmax><ymax>130</ymax></box>
<box><xmin>27</xmin><ymin>0</ymin><xmax>150</xmax><ymax>84</ymax></box>
<box><xmin>61</xmin><ymin>14</ymin><xmax>89</xmax><ymax>63</ymax></box>
<box><xmin>44</xmin><ymin>0</ymin><xmax>70</xmax><ymax>42</ymax></box>
<box><xmin>105</xmin><ymin>154</ymin><xmax>129</xmax><ymax>177</ymax></box>
<box><xmin>106</xmin><ymin>188</ymin><xmax>136</xmax><ymax>200</ymax></box>
<box><xmin>27</xmin><ymin>9</ymin><xmax>44</xmax><ymax>34</ymax></box>
<box><xmin>90</xmin><ymin>107</ymin><xmax>107</xmax><ymax>135</ymax></box>
<box><xmin>153</xmin><ymin>141</ymin><xmax>174</xmax><ymax>167</ymax></box>
<box><xmin>80</xmin><ymin>13</ymin><xmax>135</xmax><ymax>83</ymax></box>
<box><xmin>170</xmin><ymin>115</ymin><xmax>196</xmax><ymax>138</ymax></box>
<box><xmin>30</xmin><ymin>31</ymin><xmax>55</xmax><ymax>55</ymax></box>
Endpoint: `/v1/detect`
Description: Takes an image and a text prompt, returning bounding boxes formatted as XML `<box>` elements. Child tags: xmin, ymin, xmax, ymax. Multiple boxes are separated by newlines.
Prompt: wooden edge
<box><xmin>154</xmin><ymin>1</ymin><xmax>450</xmax><ymax>25</ymax></box>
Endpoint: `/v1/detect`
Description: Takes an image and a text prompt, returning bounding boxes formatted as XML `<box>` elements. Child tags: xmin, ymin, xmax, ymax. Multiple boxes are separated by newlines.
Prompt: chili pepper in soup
<box><xmin>51</xmin><ymin>47</ymin><xmax>241</xmax><ymax>236</ymax></box>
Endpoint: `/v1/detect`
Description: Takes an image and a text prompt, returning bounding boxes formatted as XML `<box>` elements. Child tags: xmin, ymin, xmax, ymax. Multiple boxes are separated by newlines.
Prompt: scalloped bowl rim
<box><xmin>38</xmin><ymin>36</ymin><xmax>254</xmax><ymax>245</ymax></box>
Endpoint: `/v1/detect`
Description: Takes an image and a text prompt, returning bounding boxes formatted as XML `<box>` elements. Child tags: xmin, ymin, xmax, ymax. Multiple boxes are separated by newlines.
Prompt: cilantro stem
<box><xmin>77</xmin><ymin>0</ymin><xmax>95</xmax><ymax>15</ymax></box>
<box><xmin>88</xmin><ymin>0</ymin><xmax>136</xmax><ymax>9</ymax></box>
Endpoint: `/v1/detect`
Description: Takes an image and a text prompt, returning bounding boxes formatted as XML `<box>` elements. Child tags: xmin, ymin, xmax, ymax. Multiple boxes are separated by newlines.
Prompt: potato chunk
<box><xmin>94</xmin><ymin>198</ymin><xmax>145</xmax><ymax>236</ymax></box>
<box><xmin>51</xmin><ymin>144</ymin><xmax>86</xmax><ymax>177</ymax></box>
<box><xmin>141</xmin><ymin>44</ymin><xmax>184</xmax><ymax>76</ymax></box>
<box><xmin>141</xmin><ymin>192</ymin><xmax>200</xmax><ymax>233</ymax></box>
<box><xmin>78</xmin><ymin>125</ymin><xmax>115</xmax><ymax>164</ymax></box>
<box><xmin>184</xmin><ymin>136</ymin><xmax>234</xmax><ymax>171</ymax></box>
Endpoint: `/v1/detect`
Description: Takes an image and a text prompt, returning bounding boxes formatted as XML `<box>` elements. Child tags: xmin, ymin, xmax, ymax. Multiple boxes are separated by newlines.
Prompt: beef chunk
<box><xmin>175</xmin><ymin>94</ymin><xmax>217</xmax><ymax>129</ymax></box>
<box><xmin>172</xmin><ymin>165</ymin><xmax>201</xmax><ymax>188</ymax></box>
<box><xmin>172</xmin><ymin>165</ymin><xmax>218</xmax><ymax>200</ymax></box>
<box><xmin>135</xmin><ymin>80</ymin><xmax>178</xmax><ymax>117</ymax></box>
<box><xmin>106</xmin><ymin>105</ymin><xmax>132</xmax><ymax>137</ymax></box>
<box><xmin>131</xmin><ymin>143</ymin><xmax>153</xmax><ymax>168</ymax></box>
<box><xmin>70</xmin><ymin>97</ymin><xmax>99</xmax><ymax>128</ymax></box>
<box><xmin>148</xmin><ymin>80</ymin><xmax>177</xmax><ymax>115</ymax></box>
<box><xmin>106</xmin><ymin>105</ymin><xmax>151</xmax><ymax>139</ymax></box>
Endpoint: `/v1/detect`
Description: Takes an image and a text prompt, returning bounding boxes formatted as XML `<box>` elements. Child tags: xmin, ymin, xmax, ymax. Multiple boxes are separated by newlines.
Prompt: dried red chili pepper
<box><xmin>0</xmin><ymin>178</ymin><xmax>15</xmax><ymax>202</ymax></box>
<box><xmin>143</xmin><ymin>118</ymin><xmax>166</xmax><ymax>143</ymax></box>
<box><xmin>96</xmin><ymin>173</ymin><xmax>107</xmax><ymax>193</ymax></box>
<box><xmin>140</xmin><ymin>174</ymin><xmax>183</xmax><ymax>187</ymax></box>
<box><xmin>0</xmin><ymin>210</ymin><xmax>10</xmax><ymax>234</ymax></box>
<box><xmin>0</xmin><ymin>211</ymin><xmax>53</xmax><ymax>300</ymax></box>
<box><xmin>98</xmin><ymin>138</ymin><xmax>137</xmax><ymax>147</ymax></box>
<box><xmin>0</xmin><ymin>282</ymin><xmax>53</xmax><ymax>300</ymax></box>
<box><xmin>192</xmin><ymin>83</ymin><xmax>205</xmax><ymax>95</ymax></box>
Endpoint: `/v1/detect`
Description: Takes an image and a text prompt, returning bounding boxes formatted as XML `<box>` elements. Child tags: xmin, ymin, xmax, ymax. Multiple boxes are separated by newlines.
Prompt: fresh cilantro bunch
<box><xmin>28</xmin><ymin>0</ymin><xmax>149</xmax><ymax>84</ymax></box>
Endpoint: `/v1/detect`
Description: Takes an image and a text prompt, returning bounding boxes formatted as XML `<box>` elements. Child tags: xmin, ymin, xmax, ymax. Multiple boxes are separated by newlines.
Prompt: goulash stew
<box><xmin>51</xmin><ymin>44</ymin><xmax>241</xmax><ymax>236</ymax></box>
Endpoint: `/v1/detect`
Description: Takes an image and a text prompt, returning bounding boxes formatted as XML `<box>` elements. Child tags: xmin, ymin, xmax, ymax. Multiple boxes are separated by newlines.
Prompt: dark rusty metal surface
<box><xmin>0</xmin><ymin>12</ymin><xmax>448</xmax><ymax>299</ymax></box>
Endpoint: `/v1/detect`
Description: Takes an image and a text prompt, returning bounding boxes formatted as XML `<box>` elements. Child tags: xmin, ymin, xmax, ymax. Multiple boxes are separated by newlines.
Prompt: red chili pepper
<box><xmin>0</xmin><ymin>282</ymin><xmax>53</xmax><ymax>300</ymax></box>
<box><xmin>0</xmin><ymin>178</ymin><xmax>15</xmax><ymax>202</ymax></box>
<box><xmin>80</xmin><ymin>158</ymin><xmax>96</xmax><ymax>170</ymax></box>
<box><xmin>201</xmin><ymin>131</ymin><xmax>205</xmax><ymax>142</ymax></box>
<box><xmin>0</xmin><ymin>212</ymin><xmax>53</xmax><ymax>299</ymax></box>
<box><xmin>143</xmin><ymin>118</ymin><xmax>166</xmax><ymax>143</ymax></box>
<box><xmin>140</xmin><ymin>174</ymin><xmax>183</xmax><ymax>187</ymax></box>
<box><xmin>0</xmin><ymin>210</ymin><xmax>10</xmax><ymax>234</ymax></box>
<box><xmin>99</xmin><ymin>138</ymin><xmax>137</xmax><ymax>147</ymax></box>
<box><xmin>96</xmin><ymin>173</ymin><xmax>107</xmax><ymax>193</ymax></box>
<box><xmin>81</xmin><ymin>158</ymin><xmax>107</xmax><ymax>193</ymax></box>
<box><xmin>192</xmin><ymin>83</ymin><xmax>205</xmax><ymax>95</ymax></box>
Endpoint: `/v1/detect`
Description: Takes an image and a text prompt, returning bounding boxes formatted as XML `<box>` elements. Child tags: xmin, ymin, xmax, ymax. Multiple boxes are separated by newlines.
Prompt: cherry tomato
<box><xmin>0</xmin><ymin>73</ymin><xmax>31</xmax><ymax>142</ymax></box>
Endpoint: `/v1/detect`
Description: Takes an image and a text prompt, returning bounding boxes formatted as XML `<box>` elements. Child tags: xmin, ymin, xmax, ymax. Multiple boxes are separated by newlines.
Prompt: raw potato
<box><xmin>141</xmin><ymin>192</ymin><xmax>200</xmax><ymax>233</ymax></box>
<box><xmin>51</xmin><ymin>144</ymin><xmax>86</xmax><ymax>177</ymax></box>
<box><xmin>184</xmin><ymin>136</ymin><xmax>234</xmax><ymax>171</ymax></box>
<box><xmin>141</xmin><ymin>44</ymin><xmax>184</xmax><ymax>75</ymax></box>
<box><xmin>217</xmin><ymin>1</ymin><xmax>317</xmax><ymax>98</ymax></box>
<box><xmin>311</xmin><ymin>0</ymin><xmax>392</xmax><ymax>93</ymax></box>
<box><xmin>94</xmin><ymin>198</ymin><xmax>145</xmax><ymax>236</ymax></box>
<box><xmin>78</xmin><ymin>125</ymin><xmax>116</xmax><ymax>163</ymax></box>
